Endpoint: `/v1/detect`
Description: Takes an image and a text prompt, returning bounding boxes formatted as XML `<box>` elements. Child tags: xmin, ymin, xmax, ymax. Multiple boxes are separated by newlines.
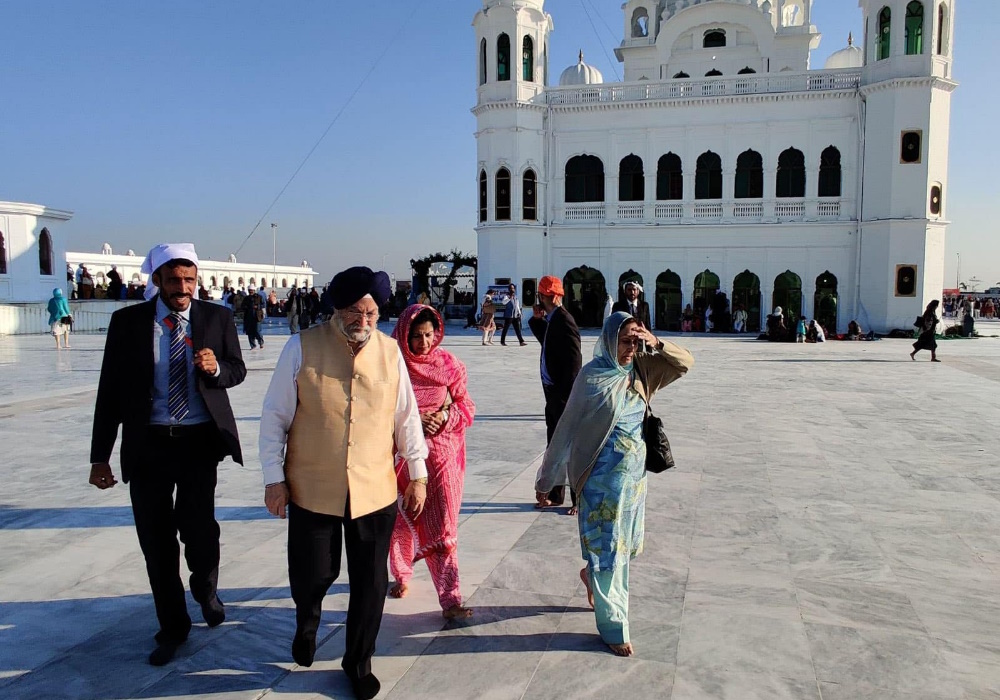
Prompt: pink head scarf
<box><xmin>391</xmin><ymin>304</ymin><xmax>465</xmax><ymax>409</ymax></box>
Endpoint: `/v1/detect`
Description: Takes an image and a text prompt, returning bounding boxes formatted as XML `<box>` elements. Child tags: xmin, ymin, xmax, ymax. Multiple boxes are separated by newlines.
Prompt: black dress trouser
<box><xmin>542</xmin><ymin>384</ymin><xmax>577</xmax><ymax>507</ymax></box>
<box><xmin>501</xmin><ymin>316</ymin><xmax>525</xmax><ymax>344</ymax></box>
<box><xmin>128</xmin><ymin>425</ymin><xmax>222</xmax><ymax>644</ymax></box>
<box><xmin>288</xmin><ymin>499</ymin><xmax>397</xmax><ymax>680</ymax></box>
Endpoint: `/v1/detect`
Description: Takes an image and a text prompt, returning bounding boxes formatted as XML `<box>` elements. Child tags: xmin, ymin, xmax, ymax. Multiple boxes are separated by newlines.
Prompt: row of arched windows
<box><xmin>672</xmin><ymin>67</ymin><xmax>756</xmax><ymax>79</ymax></box>
<box><xmin>564</xmin><ymin>148</ymin><xmax>842</xmax><ymax>202</ymax></box>
<box><xmin>479</xmin><ymin>168</ymin><xmax>537</xmax><ymax>222</ymax></box>
<box><xmin>875</xmin><ymin>2</ymin><xmax>948</xmax><ymax>60</ymax></box>
<box><xmin>480</xmin><ymin>34</ymin><xmax>537</xmax><ymax>85</ymax></box>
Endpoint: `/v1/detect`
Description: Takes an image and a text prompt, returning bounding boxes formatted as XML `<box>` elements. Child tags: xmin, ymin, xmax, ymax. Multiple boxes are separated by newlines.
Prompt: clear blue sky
<box><xmin>3</xmin><ymin>1</ymin><xmax>994</xmax><ymax>288</ymax></box>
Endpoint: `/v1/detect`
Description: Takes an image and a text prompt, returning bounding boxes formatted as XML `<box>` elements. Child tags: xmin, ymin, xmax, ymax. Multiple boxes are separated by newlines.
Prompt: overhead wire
<box><xmin>234</xmin><ymin>0</ymin><xmax>425</xmax><ymax>257</ymax></box>
<box><xmin>577</xmin><ymin>0</ymin><xmax>621</xmax><ymax>82</ymax></box>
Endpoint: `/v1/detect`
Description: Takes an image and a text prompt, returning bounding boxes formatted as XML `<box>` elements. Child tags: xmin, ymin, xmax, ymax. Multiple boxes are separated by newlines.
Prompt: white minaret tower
<box><xmin>856</xmin><ymin>0</ymin><xmax>956</xmax><ymax>330</ymax></box>
<box><xmin>472</xmin><ymin>0</ymin><xmax>553</xmax><ymax>303</ymax></box>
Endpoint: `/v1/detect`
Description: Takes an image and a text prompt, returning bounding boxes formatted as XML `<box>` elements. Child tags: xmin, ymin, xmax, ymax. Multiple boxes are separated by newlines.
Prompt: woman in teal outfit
<box><xmin>535</xmin><ymin>312</ymin><xmax>693</xmax><ymax>656</ymax></box>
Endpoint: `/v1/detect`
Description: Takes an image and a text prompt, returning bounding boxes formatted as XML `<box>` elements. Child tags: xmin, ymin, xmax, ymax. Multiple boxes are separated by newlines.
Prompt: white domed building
<box><xmin>473</xmin><ymin>0</ymin><xmax>957</xmax><ymax>333</ymax></box>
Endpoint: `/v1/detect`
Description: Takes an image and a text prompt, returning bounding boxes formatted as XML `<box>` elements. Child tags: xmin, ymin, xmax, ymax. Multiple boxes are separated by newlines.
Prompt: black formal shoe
<box><xmin>500</xmin><ymin>342</ymin><xmax>507</xmax><ymax>346</ymax></box>
<box><xmin>148</xmin><ymin>642</ymin><xmax>180</xmax><ymax>666</ymax></box>
<box><xmin>292</xmin><ymin>632</ymin><xmax>316</xmax><ymax>667</ymax></box>
<box><xmin>200</xmin><ymin>594</ymin><xmax>226</xmax><ymax>628</ymax></box>
<box><xmin>348</xmin><ymin>672</ymin><xmax>381</xmax><ymax>700</ymax></box>
<box><xmin>519</xmin><ymin>341</ymin><xmax>527</xmax><ymax>346</ymax></box>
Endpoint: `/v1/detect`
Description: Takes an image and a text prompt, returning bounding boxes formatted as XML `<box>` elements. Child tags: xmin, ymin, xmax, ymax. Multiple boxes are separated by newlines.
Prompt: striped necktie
<box><xmin>167</xmin><ymin>313</ymin><xmax>190</xmax><ymax>422</ymax></box>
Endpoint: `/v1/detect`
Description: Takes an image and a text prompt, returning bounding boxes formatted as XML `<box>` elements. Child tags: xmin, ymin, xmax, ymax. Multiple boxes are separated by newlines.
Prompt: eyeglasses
<box><xmin>342</xmin><ymin>308</ymin><xmax>379</xmax><ymax>322</ymax></box>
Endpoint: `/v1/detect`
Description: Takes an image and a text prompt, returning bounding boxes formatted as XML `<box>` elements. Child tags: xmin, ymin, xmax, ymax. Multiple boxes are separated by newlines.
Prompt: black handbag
<box><xmin>642</xmin><ymin>402</ymin><xmax>675</xmax><ymax>473</ymax></box>
<box><xmin>60</xmin><ymin>315</ymin><xmax>73</xmax><ymax>325</ymax></box>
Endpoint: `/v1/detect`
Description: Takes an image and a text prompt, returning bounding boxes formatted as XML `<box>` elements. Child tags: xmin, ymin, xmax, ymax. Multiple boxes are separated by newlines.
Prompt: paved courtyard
<box><xmin>1</xmin><ymin>323</ymin><xmax>1000</xmax><ymax>699</ymax></box>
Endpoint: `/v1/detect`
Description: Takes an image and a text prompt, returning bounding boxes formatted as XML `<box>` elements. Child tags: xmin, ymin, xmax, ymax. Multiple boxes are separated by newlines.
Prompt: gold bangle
<box><xmin>411</xmin><ymin>477</ymin><xmax>428</xmax><ymax>485</ymax></box>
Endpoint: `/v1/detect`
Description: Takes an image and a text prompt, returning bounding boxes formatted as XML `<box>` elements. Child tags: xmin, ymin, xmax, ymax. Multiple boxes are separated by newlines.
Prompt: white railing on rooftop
<box><xmin>654</xmin><ymin>203</ymin><xmax>683</xmax><ymax>220</ymax></box>
<box><xmin>556</xmin><ymin>198</ymin><xmax>852</xmax><ymax>224</ymax></box>
<box><xmin>776</xmin><ymin>200</ymin><xmax>806</xmax><ymax>219</ymax></box>
<box><xmin>618</xmin><ymin>203</ymin><xmax>645</xmax><ymax>220</ymax></box>
<box><xmin>564</xmin><ymin>204</ymin><xmax>605</xmax><ymax>220</ymax></box>
<box><xmin>694</xmin><ymin>202</ymin><xmax>724</xmax><ymax>220</ymax></box>
<box><xmin>545</xmin><ymin>69</ymin><xmax>861</xmax><ymax>106</ymax></box>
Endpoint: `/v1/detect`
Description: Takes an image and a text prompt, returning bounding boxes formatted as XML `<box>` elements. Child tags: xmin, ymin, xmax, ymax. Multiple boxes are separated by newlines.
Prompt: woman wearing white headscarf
<box><xmin>535</xmin><ymin>312</ymin><xmax>693</xmax><ymax>656</ymax></box>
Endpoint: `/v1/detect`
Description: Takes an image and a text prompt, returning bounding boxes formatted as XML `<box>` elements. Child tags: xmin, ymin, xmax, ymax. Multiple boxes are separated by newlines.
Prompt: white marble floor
<box><xmin>1</xmin><ymin>324</ymin><xmax>999</xmax><ymax>699</ymax></box>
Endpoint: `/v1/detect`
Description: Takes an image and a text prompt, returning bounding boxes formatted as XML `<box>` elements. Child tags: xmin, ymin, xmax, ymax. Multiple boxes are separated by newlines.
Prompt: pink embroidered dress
<box><xmin>389</xmin><ymin>305</ymin><xmax>476</xmax><ymax>609</ymax></box>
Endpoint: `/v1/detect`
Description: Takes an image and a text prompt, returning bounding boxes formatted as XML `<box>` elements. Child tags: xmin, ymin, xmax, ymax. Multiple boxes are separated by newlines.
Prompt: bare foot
<box><xmin>388</xmin><ymin>582</ymin><xmax>409</xmax><ymax>598</ymax></box>
<box><xmin>534</xmin><ymin>498</ymin><xmax>552</xmax><ymax>509</ymax></box>
<box><xmin>608</xmin><ymin>642</ymin><xmax>634</xmax><ymax>657</ymax></box>
<box><xmin>443</xmin><ymin>605</ymin><xmax>473</xmax><ymax>620</ymax></box>
<box><xmin>580</xmin><ymin>568</ymin><xmax>594</xmax><ymax>609</ymax></box>
<box><xmin>567</xmin><ymin>506</ymin><xmax>578</xmax><ymax>516</ymax></box>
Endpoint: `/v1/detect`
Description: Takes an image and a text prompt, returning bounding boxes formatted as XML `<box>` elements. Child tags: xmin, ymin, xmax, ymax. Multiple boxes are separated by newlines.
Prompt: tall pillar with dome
<box><xmin>472</xmin><ymin>0</ymin><xmax>552</xmax><ymax>306</ymax></box>
<box><xmin>856</xmin><ymin>0</ymin><xmax>956</xmax><ymax>329</ymax></box>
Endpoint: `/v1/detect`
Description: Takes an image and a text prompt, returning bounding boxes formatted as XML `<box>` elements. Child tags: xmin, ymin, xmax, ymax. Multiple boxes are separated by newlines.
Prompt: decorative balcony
<box><xmin>555</xmin><ymin>198</ymin><xmax>853</xmax><ymax>225</ymax></box>
<box><xmin>544</xmin><ymin>69</ymin><xmax>861</xmax><ymax>107</ymax></box>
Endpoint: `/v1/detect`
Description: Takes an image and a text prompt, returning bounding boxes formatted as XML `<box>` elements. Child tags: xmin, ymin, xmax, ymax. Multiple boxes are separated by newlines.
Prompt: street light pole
<box><xmin>271</xmin><ymin>223</ymin><xmax>277</xmax><ymax>289</ymax></box>
<box><xmin>956</xmin><ymin>252</ymin><xmax>960</xmax><ymax>289</ymax></box>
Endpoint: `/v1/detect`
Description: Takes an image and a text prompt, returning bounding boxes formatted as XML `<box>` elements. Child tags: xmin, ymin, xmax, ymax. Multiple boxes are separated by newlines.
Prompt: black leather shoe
<box><xmin>148</xmin><ymin>642</ymin><xmax>180</xmax><ymax>666</ymax></box>
<box><xmin>348</xmin><ymin>672</ymin><xmax>381</xmax><ymax>700</ymax></box>
<box><xmin>292</xmin><ymin>632</ymin><xmax>316</xmax><ymax>667</ymax></box>
<box><xmin>200</xmin><ymin>594</ymin><xmax>225</xmax><ymax>628</ymax></box>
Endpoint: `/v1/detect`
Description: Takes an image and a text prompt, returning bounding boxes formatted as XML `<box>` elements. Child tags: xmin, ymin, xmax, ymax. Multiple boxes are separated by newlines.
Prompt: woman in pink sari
<box><xmin>388</xmin><ymin>305</ymin><xmax>476</xmax><ymax>619</ymax></box>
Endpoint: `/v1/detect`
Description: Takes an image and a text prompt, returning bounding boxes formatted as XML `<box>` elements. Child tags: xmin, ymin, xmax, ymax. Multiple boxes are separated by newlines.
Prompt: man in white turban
<box><xmin>89</xmin><ymin>243</ymin><xmax>247</xmax><ymax>666</ymax></box>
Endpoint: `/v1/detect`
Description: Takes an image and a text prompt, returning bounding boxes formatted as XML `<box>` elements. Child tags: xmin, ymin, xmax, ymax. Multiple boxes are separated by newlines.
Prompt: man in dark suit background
<box><xmin>89</xmin><ymin>243</ymin><xmax>246</xmax><ymax>666</ymax></box>
<box><xmin>612</xmin><ymin>280</ymin><xmax>652</xmax><ymax>329</ymax></box>
<box><xmin>528</xmin><ymin>275</ymin><xmax>582</xmax><ymax>513</ymax></box>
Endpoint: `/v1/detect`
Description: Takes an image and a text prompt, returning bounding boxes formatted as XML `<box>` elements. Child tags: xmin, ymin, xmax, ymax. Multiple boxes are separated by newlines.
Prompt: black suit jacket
<box><xmin>528</xmin><ymin>306</ymin><xmax>582</xmax><ymax>399</ymax></box>
<box><xmin>612</xmin><ymin>299</ymin><xmax>652</xmax><ymax>329</ymax></box>
<box><xmin>90</xmin><ymin>300</ymin><xmax>246</xmax><ymax>480</ymax></box>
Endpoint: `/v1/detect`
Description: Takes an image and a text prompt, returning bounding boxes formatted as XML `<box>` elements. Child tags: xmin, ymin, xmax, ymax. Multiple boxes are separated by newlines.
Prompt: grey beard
<box><xmin>334</xmin><ymin>315</ymin><xmax>372</xmax><ymax>344</ymax></box>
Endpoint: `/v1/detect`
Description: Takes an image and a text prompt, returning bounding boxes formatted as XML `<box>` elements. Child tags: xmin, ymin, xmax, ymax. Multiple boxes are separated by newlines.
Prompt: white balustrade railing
<box><xmin>654</xmin><ymin>203</ymin><xmax>683</xmax><ymax>220</ymax></box>
<box><xmin>694</xmin><ymin>202</ymin><xmax>724</xmax><ymax>220</ymax></box>
<box><xmin>817</xmin><ymin>200</ymin><xmax>841</xmax><ymax>218</ymax></box>
<box><xmin>617</xmin><ymin>203</ymin><xmax>645</xmax><ymax>220</ymax></box>
<box><xmin>0</xmin><ymin>300</ymin><xmax>143</xmax><ymax>335</ymax></box>
<box><xmin>733</xmin><ymin>202</ymin><xmax>764</xmax><ymax>219</ymax></box>
<box><xmin>776</xmin><ymin>200</ymin><xmax>806</xmax><ymax>219</ymax></box>
<box><xmin>546</xmin><ymin>69</ymin><xmax>861</xmax><ymax>106</ymax></box>
<box><xmin>564</xmin><ymin>204</ymin><xmax>605</xmax><ymax>221</ymax></box>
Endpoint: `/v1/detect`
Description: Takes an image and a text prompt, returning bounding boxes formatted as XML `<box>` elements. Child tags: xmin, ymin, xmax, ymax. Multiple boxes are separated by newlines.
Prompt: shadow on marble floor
<box><xmin>746</xmin><ymin>358</ymin><xmax>904</xmax><ymax>363</ymax></box>
<box><xmin>0</xmin><ymin>504</ymin><xmax>274</xmax><ymax>529</ymax></box>
<box><xmin>473</xmin><ymin>414</ymin><xmax>545</xmax><ymax>422</ymax></box>
<box><xmin>459</xmin><ymin>501</ymin><xmax>538</xmax><ymax>514</ymax></box>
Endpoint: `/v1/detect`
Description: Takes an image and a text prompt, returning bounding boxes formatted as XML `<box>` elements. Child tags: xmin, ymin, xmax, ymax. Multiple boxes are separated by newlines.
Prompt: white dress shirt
<box><xmin>259</xmin><ymin>334</ymin><xmax>429</xmax><ymax>486</ymax></box>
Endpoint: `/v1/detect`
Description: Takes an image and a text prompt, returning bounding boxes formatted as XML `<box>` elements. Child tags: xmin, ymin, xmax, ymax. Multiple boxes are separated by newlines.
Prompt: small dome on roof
<box><xmin>559</xmin><ymin>50</ymin><xmax>604</xmax><ymax>86</ymax></box>
<box><xmin>824</xmin><ymin>33</ymin><xmax>864</xmax><ymax>70</ymax></box>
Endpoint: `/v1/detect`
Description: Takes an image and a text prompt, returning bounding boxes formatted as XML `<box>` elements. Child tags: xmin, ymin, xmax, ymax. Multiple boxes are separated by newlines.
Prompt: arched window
<box><xmin>906</xmin><ymin>1</ymin><xmax>924</xmax><ymax>54</ymax></box>
<box><xmin>479</xmin><ymin>170</ymin><xmax>488</xmax><ymax>223</ymax></box>
<box><xmin>704</xmin><ymin>30</ymin><xmax>726</xmax><ymax>48</ymax></box>
<box><xmin>734</xmin><ymin>150</ymin><xmax>763</xmax><ymax>199</ymax></box>
<box><xmin>522</xmin><ymin>36</ymin><xmax>534</xmax><ymax>82</ymax></box>
<box><xmin>738</xmin><ymin>66</ymin><xmax>756</xmax><ymax>74</ymax></box>
<box><xmin>930</xmin><ymin>183</ymin><xmax>943</xmax><ymax>215</ymax></box>
<box><xmin>776</xmin><ymin>148</ymin><xmax>806</xmax><ymax>198</ymax></box>
<box><xmin>619</xmin><ymin>155</ymin><xmax>644</xmax><ymax>202</ymax></box>
<box><xmin>496</xmin><ymin>167</ymin><xmax>511</xmax><ymax>221</ymax></box>
<box><xmin>672</xmin><ymin>71</ymin><xmax>689</xmax><ymax>79</ymax></box>
<box><xmin>656</xmin><ymin>153</ymin><xmax>683</xmax><ymax>200</ymax></box>
<box><xmin>695</xmin><ymin>152</ymin><xmax>722</xmax><ymax>200</ymax></box>
<box><xmin>818</xmin><ymin>146</ymin><xmax>842</xmax><ymax>197</ymax></box>
<box><xmin>210</xmin><ymin>276</ymin><xmax>217</xmax><ymax>287</ymax></box>
<box><xmin>901</xmin><ymin>131</ymin><xmax>922</xmax><ymax>163</ymax></box>
<box><xmin>877</xmin><ymin>7</ymin><xmax>891</xmax><ymax>60</ymax></box>
<box><xmin>39</xmin><ymin>228</ymin><xmax>53</xmax><ymax>276</ymax></box>
<box><xmin>705</xmin><ymin>69</ymin><xmax>723</xmax><ymax>77</ymax></box>
<box><xmin>631</xmin><ymin>8</ymin><xmax>649</xmax><ymax>38</ymax></box>
<box><xmin>523</xmin><ymin>169</ymin><xmax>537</xmax><ymax>220</ymax></box>
<box><xmin>0</xmin><ymin>230</ymin><xmax>6</xmax><ymax>275</ymax></box>
<box><xmin>497</xmin><ymin>34</ymin><xmax>510</xmax><ymax>81</ymax></box>
<box><xmin>565</xmin><ymin>155</ymin><xmax>605</xmax><ymax>202</ymax></box>
<box><xmin>249</xmin><ymin>277</ymin><xmax>256</xmax><ymax>287</ymax></box>
<box><xmin>480</xmin><ymin>38</ymin><xmax>487</xmax><ymax>85</ymax></box>
<box><xmin>281</xmin><ymin>278</ymin><xmax>288</xmax><ymax>287</ymax></box>
<box><xmin>937</xmin><ymin>3</ymin><xmax>948</xmax><ymax>55</ymax></box>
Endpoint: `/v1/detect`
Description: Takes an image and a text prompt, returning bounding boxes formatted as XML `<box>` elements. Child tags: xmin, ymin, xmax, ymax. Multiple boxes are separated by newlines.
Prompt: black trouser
<box><xmin>542</xmin><ymin>384</ymin><xmax>577</xmax><ymax>507</ymax></box>
<box><xmin>288</xmin><ymin>499</ymin><xmax>396</xmax><ymax>680</ymax></box>
<box><xmin>501</xmin><ymin>316</ymin><xmax>524</xmax><ymax>344</ymax></box>
<box><xmin>244</xmin><ymin>321</ymin><xmax>264</xmax><ymax>348</ymax></box>
<box><xmin>128</xmin><ymin>424</ymin><xmax>221</xmax><ymax>644</ymax></box>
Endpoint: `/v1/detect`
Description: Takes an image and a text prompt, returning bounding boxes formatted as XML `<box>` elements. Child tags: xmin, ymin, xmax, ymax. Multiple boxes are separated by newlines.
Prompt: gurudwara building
<box><xmin>473</xmin><ymin>0</ymin><xmax>956</xmax><ymax>332</ymax></box>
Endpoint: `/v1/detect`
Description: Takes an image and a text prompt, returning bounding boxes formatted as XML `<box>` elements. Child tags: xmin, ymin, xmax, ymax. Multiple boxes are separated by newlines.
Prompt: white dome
<box><xmin>559</xmin><ymin>50</ymin><xmax>604</xmax><ymax>86</ymax></box>
<box><xmin>824</xmin><ymin>33</ymin><xmax>864</xmax><ymax>70</ymax></box>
